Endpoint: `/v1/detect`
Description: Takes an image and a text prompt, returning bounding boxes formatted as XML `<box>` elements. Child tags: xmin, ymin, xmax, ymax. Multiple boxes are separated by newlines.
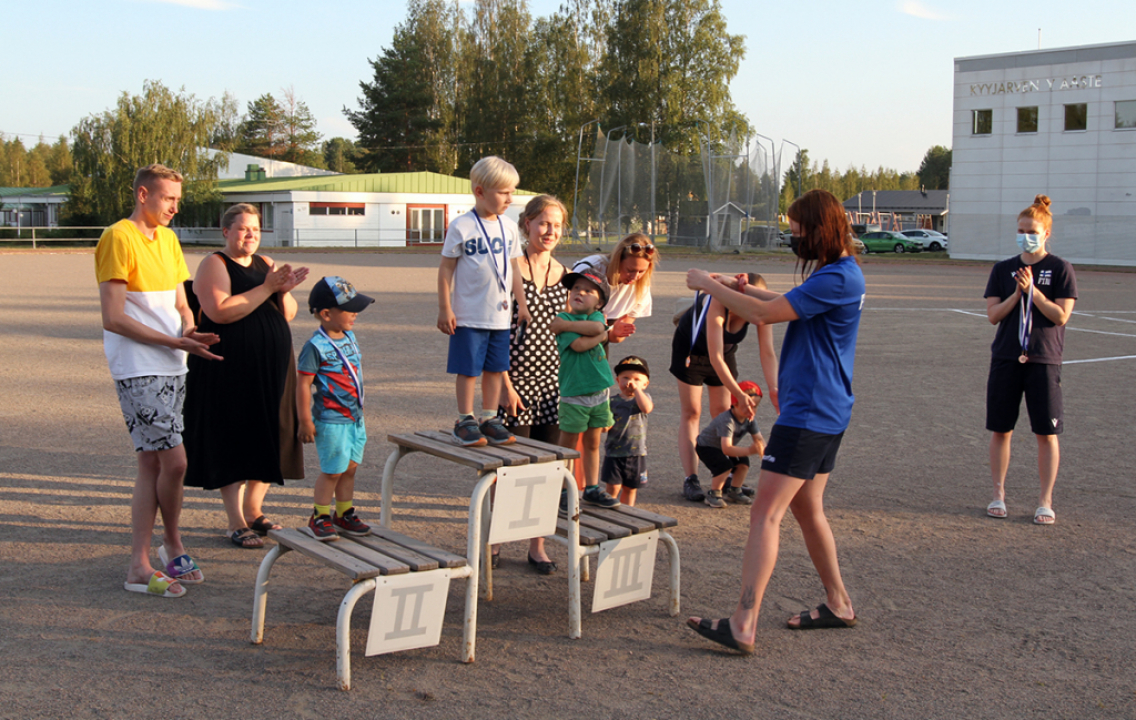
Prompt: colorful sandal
<box><xmin>159</xmin><ymin>546</ymin><xmax>204</xmax><ymax>585</ymax></box>
<box><xmin>124</xmin><ymin>571</ymin><xmax>186</xmax><ymax>598</ymax></box>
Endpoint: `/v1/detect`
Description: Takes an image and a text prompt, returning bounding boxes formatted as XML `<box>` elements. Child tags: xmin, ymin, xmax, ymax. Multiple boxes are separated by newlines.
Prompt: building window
<box><xmin>1017</xmin><ymin>106</ymin><xmax>1038</xmax><ymax>133</ymax></box>
<box><xmin>310</xmin><ymin>202</ymin><xmax>365</xmax><ymax>217</ymax></box>
<box><xmin>1064</xmin><ymin>103</ymin><xmax>1087</xmax><ymax>131</ymax></box>
<box><xmin>408</xmin><ymin>205</ymin><xmax>447</xmax><ymax>242</ymax></box>
<box><xmin>972</xmin><ymin>109</ymin><xmax>992</xmax><ymax>135</ymax></box>
<box><xmin>1116</xmin><ymin>100</ymin><xmax>1136</xmax><ymax>129</ymax></box>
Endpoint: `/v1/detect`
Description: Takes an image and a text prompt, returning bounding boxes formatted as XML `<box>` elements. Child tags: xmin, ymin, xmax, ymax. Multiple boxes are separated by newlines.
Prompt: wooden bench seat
<box><xmin>251</xmin><ymin>527</ymin><xmax>471</xmax><ymax>690</ymax></box>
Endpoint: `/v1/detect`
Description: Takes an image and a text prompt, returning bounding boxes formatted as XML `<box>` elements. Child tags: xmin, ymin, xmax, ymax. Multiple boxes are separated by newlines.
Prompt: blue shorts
<box><xmin>447</xmin><ymin>327</ymin><xmax>510</xmax><ymax>377</ymax></box>
<box><xmin>314</xmin><ymin>418</ymin><xmax>367</xmax><ymax>475</ymax></box>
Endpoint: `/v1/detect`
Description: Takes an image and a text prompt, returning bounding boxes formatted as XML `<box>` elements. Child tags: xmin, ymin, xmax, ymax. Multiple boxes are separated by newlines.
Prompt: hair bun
<box><xmin>1033</xmin><ymin>194</ymin><xmax>1052</xmax><ymax>210</ymax></box>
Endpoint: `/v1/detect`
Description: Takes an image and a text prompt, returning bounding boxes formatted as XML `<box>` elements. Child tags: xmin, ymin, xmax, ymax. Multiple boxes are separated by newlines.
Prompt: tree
<box><xmin>323</xmin><ymin>138</ymin><xmax>359</xmax><ymax>173</ymax></box>
<box><xmin>65</xmin><ymin>80</ymin><xmax>228</xmax><ymax>226</ymax></box>
<box><xmin>917</xmin><ymin>145</ymin><xmax>952</xmax><ymax>190</ymax></box>
<box><xmin>280</xmin><ymin>87</ymin><xmax>324</xmax><ymax>166</ymax></box>
<box><xmin>346</xmin><ymin>0</ymin><xmax>458</xmax><ymax>174</ymax></box>
<box><xmin>237</xmin><ymin>94</ymin><xmax>287</xmax><ymax>160</ymax></box>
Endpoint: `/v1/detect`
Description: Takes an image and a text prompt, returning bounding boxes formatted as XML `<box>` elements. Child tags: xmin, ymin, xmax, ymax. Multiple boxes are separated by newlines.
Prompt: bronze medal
<box><xmin>1019</xmin><ymin>354</ymin><xmax>1028</xmax><ymax>364</ymax></box>
<box><xmin>685</xmin><ymin>356</ymin><xmax>691</xmax><ymax>368</ymax></box>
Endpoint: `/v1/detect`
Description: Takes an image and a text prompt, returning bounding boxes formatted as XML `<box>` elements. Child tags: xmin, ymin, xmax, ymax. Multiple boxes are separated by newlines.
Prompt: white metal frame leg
<box><xmin>563</xmin><ymin>467</ymin><xmax>583</xmax><ymax>640</ymax></box>
<box><xmin>658</xmin><ymin>530</ymin><xmax>681</xmax><ymax>616</ymax></box>
<box><xmin>462</xmin><ymin>471</ymin><xmax>496</xmax><ymax>663</ymax></box>
<box><xmin>250</xmin><ymin>544</ymin><xmax>288</xmax><ymax>644</ymax></box>
<box><xmin>379</xmin><ymin>447</ymin><xmax>414</xmax><ymax>530</ymax></box>
<box><xmin>336</xmin><ymin>579</ymin><xmax>378</xmax><ymax>691</ymax></box>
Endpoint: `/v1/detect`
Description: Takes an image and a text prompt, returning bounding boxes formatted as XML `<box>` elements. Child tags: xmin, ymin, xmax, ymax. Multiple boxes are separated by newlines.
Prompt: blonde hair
<box><xmin>519</xmin><ymin>195</ymin><xmax>567</xmax><ymax>244</ymax></box>
<box><xmin>607</xmin><ymin>233</ymin><xmax>659</xmax><ymax>301</ymax></box>
<box><xmin>1018</xmin><ymin>194</ymin><xmax>1053</xmax><ymax>235</ymax></box>
<box><xmin>221</xmin><ymin>203</ymin><xmax>261</xmax><ymax>231</ymax></box>
<box><xmin>470</xmin><ymin>156</ymin><xmax>520</xmax><ymax>193</ymax></box>
<box><xmin>133</xmin><ymin>163</ymin><xmax>183</xmax><ymax>194</ymax></box>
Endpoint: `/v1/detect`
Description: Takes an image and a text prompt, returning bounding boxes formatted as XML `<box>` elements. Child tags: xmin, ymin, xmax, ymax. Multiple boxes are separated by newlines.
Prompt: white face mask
<box><xmin>1016</xmin><ymin>233</ymin><xmax>1044</xmax><ymax>254</ymax></box>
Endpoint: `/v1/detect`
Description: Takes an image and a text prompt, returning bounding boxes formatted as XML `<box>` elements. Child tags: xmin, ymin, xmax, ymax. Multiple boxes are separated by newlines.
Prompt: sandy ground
<box><xmin>1</xmin><ymin>248</ymin><xmax>1134</xmax><ymax>719</ymax></box>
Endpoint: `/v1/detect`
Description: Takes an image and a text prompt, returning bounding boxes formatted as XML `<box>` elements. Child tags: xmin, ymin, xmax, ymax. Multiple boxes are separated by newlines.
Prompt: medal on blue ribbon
<box><xmin>1018</xmin><ymin>277</ymin><xmax>1033</xmax><ymax>364</ymax></box>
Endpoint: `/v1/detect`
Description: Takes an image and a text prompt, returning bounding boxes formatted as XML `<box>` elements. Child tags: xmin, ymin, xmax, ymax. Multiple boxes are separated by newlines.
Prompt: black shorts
<box><xmin>695</xmin><ymin>444</ymin><xmax>750</xmax><ymax>477</ymax></box>
<box><xmin>602</xmin><ymin>455</ymin><xmax>648</xmax><ymax>489</ymax></box>
<box><xmin>759</xmin><ymin>424</ymin><xmax>844</xmax><ymax>481</ymax></box>
<box><xmin>669</xmin><ymin>347</ymin><xmax>739</xmax><ymax>387</ymax></box>
<box><xmin>985</xmin><ymin>358</ymin><xmax>1063</xmax><ymax>436</ymax></box>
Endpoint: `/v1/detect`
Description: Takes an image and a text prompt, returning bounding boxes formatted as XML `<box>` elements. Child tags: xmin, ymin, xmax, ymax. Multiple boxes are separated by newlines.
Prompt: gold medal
<box><xmin>1019</xmin><ymin>354</ymin><xmax>1028</xmax><ymax>364</ymax></box>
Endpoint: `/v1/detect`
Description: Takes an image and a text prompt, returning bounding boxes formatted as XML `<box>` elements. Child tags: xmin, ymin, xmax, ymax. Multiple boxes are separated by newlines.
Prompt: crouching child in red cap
<box><xmin>695</xmin><ymin>381</ymin><xmax>766</xmax><ymax>509</ymax></box>
<box><xmin>296</xmin><ymin>276</ymin><xmax>375</xmax><ymax>540</ymax></box>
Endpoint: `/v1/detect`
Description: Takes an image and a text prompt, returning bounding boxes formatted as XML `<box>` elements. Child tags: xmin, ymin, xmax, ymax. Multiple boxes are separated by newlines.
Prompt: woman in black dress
<box><xmin>183</xmin><ymin>204</ymin><xmax>308</xmax><ymax>548</ymax></box>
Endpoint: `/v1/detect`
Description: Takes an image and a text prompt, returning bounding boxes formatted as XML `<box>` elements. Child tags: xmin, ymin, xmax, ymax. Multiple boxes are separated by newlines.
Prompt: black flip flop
<box><xmin>686</xmin><ymin>617</ymin><xmax>754</xmax><ymax>655</ymax></box>
<box><xmin>789</xmin><ymin>603</ymin><xmax>857</xmax><ymax>630</ymax></box>
<box><xmin>248</xmin><ymin>515</ymin><xmax>281</xmax><ymax>536</ymax></box>
<box><xmin>230</xmin><ymin>528</ymin><xmax>264</xmax><ymax>549</ymax></box>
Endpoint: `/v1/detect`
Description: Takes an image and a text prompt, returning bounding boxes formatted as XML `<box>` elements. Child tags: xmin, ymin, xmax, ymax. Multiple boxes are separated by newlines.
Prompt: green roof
<box><xmin>0</xmin><ymin>185</ymin><xmax>70</xmax><ymax>198</ymax></box>
<box><xmin>218</xmin><ymin>171</ymin><xmax>537</xmax><ymax>196</ymax></box>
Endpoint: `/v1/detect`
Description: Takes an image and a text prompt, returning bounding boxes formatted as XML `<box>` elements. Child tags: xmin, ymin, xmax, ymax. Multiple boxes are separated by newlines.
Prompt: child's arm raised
<box><xmin>569</xmin><ymin>328</ymin><xmax>609</xmax><ymax>352</ymax></box>
<box><xmin>631</xmin><ymin>383</ymin><xmax>653</xmax><ymax>414</ymax></box>
<box><xmin>550</xmin><ymin>316</ymin><xmax>606</xmax><ymax>336</ymax></box>
<box><xmin>437</xmin><ymin>256</ymin><xmax>458</xmax><ymax>335</ymax></box>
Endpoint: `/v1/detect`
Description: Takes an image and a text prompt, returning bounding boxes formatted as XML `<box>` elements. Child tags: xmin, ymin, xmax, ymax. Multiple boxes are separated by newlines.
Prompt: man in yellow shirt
<box><xmin>95</xmin><ymin>164</ymin><xmax>221</xmax><ymax>598</ymax></box>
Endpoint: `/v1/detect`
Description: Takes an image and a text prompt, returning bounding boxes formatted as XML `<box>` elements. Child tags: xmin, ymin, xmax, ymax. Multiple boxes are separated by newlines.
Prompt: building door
<box><xmin>407</xmin><ymin>205</ymin><xmax>447</xmax><ymax>244</ymax></box>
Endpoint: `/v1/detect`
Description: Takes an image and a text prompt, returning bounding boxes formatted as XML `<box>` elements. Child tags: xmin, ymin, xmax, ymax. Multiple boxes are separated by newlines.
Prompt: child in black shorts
<box><xmin>695</xmin><ymin>381</ymin><xmax>765</xmax><ymax>509</ymax></box>
<box><xmin>602</xmin><ymin>356</ymin><xmax>653</xmax><ymax>506</ymax></box>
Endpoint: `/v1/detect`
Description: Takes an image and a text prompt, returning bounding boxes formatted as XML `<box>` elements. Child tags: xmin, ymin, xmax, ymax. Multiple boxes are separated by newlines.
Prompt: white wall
<box><xmin>951</xmin><ymin>43</ymin><xmax>1136</xmax><ymax>265</ymax></box>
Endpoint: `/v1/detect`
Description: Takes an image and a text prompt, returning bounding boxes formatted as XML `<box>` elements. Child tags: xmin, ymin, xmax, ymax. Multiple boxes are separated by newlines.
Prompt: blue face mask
<box><xmin>1016</xmin><ymin>233</ymin><xmax>1044</xmax><ymax>254</ymax></box>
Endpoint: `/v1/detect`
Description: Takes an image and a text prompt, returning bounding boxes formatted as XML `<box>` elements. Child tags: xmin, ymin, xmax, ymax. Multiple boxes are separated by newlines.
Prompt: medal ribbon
<box><xmin>1018</xmin><ymin>279</ymin><xmax>1033</xmax><ymax>360</ymax></box>
<box><xmin>472</xmin><ymin>212</ymin><xmax>508</xmax><ymax>297</ymax></box>
<box><xmin>317</xmin><ymin>327</ymin><xmax>364</xmax><ymax>408</ymax></box>
<box><xmin>688</xmin><ymin>292</ymin><xmax>711</xmax><ymax>363</ymax></box>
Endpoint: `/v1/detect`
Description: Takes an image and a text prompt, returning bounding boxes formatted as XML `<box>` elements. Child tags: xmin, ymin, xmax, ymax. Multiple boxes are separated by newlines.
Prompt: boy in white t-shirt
<box><xmin>437</xmin><ymin>156</ymin><xmax>531</xmax><ymax>446</ymax></box>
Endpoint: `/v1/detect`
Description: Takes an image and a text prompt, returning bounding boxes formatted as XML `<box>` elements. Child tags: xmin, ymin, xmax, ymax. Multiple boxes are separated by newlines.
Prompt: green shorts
<box><xmin>558</xmin><ymin>399</ymin><xmax>613</xmax><ymax>433</ymax></box>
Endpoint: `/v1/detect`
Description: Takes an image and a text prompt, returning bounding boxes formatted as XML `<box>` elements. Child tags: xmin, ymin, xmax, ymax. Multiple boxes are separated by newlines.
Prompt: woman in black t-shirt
<box><xmin>982</xmin><ymin>195</ymin><xmax>1078</xmax><ymax>525</ymax></box>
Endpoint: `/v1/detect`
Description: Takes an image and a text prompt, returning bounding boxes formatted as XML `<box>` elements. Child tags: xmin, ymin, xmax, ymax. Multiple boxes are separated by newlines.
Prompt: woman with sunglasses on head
<box><xmin>983</xmin><ymin>194</ymin><xmax>1076</xmax><ymax>526</ymax></box>
<box><xmin>683</xmin><ymin>189</ymin><xmax>864</xmax><ymax>654</ymax></box>
<box><xmin>570</xmin><ymin>233</ymin><xmax>659</xmax><ymax>344</ymax></box>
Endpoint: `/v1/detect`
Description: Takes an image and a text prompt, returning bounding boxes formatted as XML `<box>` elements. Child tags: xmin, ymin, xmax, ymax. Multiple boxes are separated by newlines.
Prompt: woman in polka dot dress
<box><xmin>498</xmin><ymin>194</ymin><xmax>569</xmax><ymax>573</ymax></box>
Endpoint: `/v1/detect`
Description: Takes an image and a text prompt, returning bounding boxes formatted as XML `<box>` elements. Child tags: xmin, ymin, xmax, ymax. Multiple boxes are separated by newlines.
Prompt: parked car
<box><xmin>851</xmin><ymin>237</ymin><xmax>866</xmax><ymax>254</ymax></box>
<box><xmin>778</xmin><ymin>230</ymin><xmax>793</xmax><ymax>247</ymax></box>
<box><xmin>742</xmin><ymin>226</ymin><xmax>780</xmax><ymax>247</ymax></box>
<box><xmin>901</xmin><ymin>229</ymin><xmax>949</xmax><ymax>252</ymax></box>
<box><xmin>851</xmin><ymin>223</ymin><xmax>881</xmax><ymax>238</ymax></box>
<box><xmin>859</xmin><ymin>230</ymin><xmax>923</xmax><ymax>254</ymax></box>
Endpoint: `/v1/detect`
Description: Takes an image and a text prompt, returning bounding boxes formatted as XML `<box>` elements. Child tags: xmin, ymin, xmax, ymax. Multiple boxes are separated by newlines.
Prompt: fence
<box><xmin>0</xmin><ymin>227</ymin><xmax>104</xmax><ymax>248</ymax></box>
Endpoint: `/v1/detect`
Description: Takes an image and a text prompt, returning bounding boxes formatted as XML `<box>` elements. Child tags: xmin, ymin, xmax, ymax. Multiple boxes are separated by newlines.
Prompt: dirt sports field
<box><xmin>1</xmin><ymin>248</ymin><xmax>1134</xmax><ymax>720</ymax></box>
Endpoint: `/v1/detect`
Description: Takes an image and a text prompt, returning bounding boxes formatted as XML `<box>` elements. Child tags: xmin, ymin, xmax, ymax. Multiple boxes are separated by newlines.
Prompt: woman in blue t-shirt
<box><xmin>683</xmin><ymin>189</ymin><xmax>865</xmax><ymax>654</ymax></box>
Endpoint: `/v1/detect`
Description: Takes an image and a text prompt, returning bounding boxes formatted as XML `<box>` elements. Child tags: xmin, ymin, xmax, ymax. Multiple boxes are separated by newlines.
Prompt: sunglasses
<box><xmin>625</xmin><ymin>242</ymin><xmax>656</xmax><ymax>256</ymax></box>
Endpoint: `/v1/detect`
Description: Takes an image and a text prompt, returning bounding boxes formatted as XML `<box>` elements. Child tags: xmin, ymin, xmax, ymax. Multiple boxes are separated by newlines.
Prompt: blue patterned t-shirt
<box><xmin>298</xmin><ymin>330</ymin><xmax>363</xmax><ymax>424</ymax></box>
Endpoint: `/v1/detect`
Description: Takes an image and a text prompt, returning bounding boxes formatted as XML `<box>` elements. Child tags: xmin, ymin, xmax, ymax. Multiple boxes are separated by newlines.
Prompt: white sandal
<box><xmin>986</xmin><ymin>500</ymin><xmax>1007</xmax><ymax>518</ymax></box>
<box><xmin>1033</xmin><ymin>506</ymin><xmax>1055</xmax><ymax>525</ymax></box>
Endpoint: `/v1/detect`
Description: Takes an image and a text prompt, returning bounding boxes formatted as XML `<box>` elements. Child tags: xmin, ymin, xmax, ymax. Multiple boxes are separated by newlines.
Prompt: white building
<box><xmin>950</xmin><ymin>41</ymin><xmax>1136</xmax><ymax>265</ymax></box>
<box><xmin>179</xmin><ymin>171</ymin><xmax>534</xmax><ymax>247</ymax></box>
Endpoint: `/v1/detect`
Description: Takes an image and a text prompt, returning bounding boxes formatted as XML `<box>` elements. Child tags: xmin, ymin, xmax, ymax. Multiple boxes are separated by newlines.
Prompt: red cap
<box><xmin>731</xmin><ymin>381</ymin><xmax>763</xmax><ymax>406</ymax></box>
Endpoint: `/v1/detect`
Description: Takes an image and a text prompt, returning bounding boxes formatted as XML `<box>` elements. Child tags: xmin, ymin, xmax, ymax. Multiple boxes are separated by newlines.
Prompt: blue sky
<box><xmin>2</xmin><ymin>0</ymin><xmax>1133</xmax><ymax>174</ymax></box>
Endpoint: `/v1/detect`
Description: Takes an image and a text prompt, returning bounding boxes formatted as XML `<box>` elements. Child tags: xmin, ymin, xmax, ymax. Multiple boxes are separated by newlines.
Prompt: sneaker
<box><xmin>724</xmin><ymin>486</ymin><xmax>753</xmax><ymax>505</ymax></box>
<box><xmin>452</xmin><ymin>417</ymin><xmax>487</xmax><ymax>447</ymax></box>
<box><xmin>683</xmin><ymin>474</ymin><xmax>705</xmax><ymax>502</ymax></box>
<box><xmin>740</xmin><ymin>484</ymin><xmax>755</xmax><ymax>498</ymax></box>
<box><xmin>704</xmin><ymin>489</ymin><xmax>726</xmax><ymax>509</ymax></box>
<box><xmin>479</xmin><ymin>416</ymin><xmax>516</xmax><ymax>446</ymax></box>
<box><xmin>308</xmin><ymin>513</ymin><xmax>339</xmax><ymax>541</ymax></box>
<box><xmin>582</xmin><ymin>486</ymin><xmax>621</xmax><ymax>509</ymax></box>
<box><xmin>332</xmin><ymin>508</ymin><xmax>371</xmax><ymax>537</ymax></box>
